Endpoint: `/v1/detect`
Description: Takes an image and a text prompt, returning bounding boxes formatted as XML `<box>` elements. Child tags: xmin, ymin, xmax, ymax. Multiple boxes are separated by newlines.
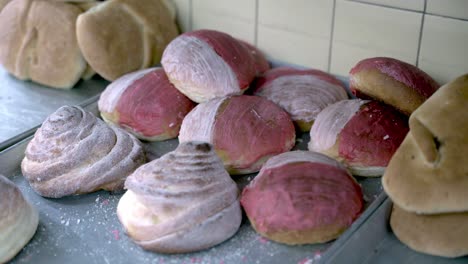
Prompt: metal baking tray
<box><xmin>0</xmin><ymin>67</ymin><xmax>108</xmax><ymax>151</ymax></box>
<box><xmin>1</xmin><ymin>99</ymin><xmax>385</xmax><ymax>264</ymax></box>
<box><xmin>321</xmin><ymin>195</ymin><xmax>468</xmax><ymax>263</ymax></box>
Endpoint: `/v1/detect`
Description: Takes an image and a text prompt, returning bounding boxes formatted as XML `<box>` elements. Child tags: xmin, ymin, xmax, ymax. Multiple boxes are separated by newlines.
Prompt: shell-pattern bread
<box><xmin>21</xmin><ymin>106</ymin><xmax>146</xmax><ymax>198</ymax></box>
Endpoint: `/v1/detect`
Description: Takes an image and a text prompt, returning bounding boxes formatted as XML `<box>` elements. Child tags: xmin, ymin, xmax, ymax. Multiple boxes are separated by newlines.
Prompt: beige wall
<box><xmin>172</xmin><ymin>0</ymin><xmax>468</xmax><ymax>85</ymax></box>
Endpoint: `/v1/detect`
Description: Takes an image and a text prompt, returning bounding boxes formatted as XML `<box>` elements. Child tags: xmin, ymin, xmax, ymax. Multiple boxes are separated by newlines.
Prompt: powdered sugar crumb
<box><xmin>257</xmin><ymin>236</ymin><xmax>269</xmax><ymax>244</ymax></box>
<box><xmin>383</xmin><ymin>135</ymin><xmax>389</xmax><ymax>140</ymax></box>
<box><xmin>111</xmin><ymin>229</ymin><xmax>120</xmax><ymax>240</ymax></box>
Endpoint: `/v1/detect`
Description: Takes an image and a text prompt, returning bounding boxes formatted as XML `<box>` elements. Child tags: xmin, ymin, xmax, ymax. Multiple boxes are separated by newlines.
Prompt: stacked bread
<box><xmin>309</xmin><ymin>57</ymin><xmax>439</xmax><ymax>177</ymax></box>
<box><xmin>382</xmin><ymin>74</ymin><xmax>468</xmax><ymax>258</ymax></box>
<box><xmin>0</xmin><ymin>0</ymin><xmax>178</xmax><ymax>88</ymax></box>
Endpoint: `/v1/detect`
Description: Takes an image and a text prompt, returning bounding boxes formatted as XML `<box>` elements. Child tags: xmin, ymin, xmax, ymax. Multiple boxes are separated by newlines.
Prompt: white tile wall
<box><xmin>419</xmin><ymin>15</ymin><xmax>468</xmax><ymax>84</ymax></box>
<box><xmin>351</xmin><ymin>0</ymin><xmax>424</xmax><ymax>11</ymax></box>
<box><xmin>170</xmin><ymin>0</ymin><xmax>468</xmax><ymax>82</ymax></box>
<box><xmin>257</xmin><ymin>0</ymin><xmax>334</xmax><ymax>70</ymax></box>
<box><xmin>191</xmin><ymin>0</ymin><xmax>256</xmax><ymax>43</ymax></box>
<box><xmin>172</xmin><ymin>0</ymin><xmax>191</xmax><ymax>32</ymax></box>
<box><xmin>426</xmin><ymin>0</ymin><xmax>468</xmax><ymax>20</ymax></box>
<box><xmin>330</xmin><ymin>0</ymin><xmax>422</xmax><ymax>76</ymax></box>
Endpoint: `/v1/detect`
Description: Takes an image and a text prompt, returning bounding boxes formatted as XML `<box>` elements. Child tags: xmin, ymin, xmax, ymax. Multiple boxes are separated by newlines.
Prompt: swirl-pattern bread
<box><xmin>21</xmin><ymin>106</ymin><xmax>145</xmax><ymax>198</ymax></box>
<box><xmin>117</xmin><ymin>142</ymin><xmax>242</xmax><ymax>253</ymax></box>
<box><xmin>0</xmin><ymin>175</ymin><xmax>39</xmax><ymax>263</ymax></box>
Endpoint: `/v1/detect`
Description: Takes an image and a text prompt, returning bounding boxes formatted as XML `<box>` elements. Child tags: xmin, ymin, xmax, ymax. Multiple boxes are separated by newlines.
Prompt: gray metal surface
<box><xmin>322</xmin><ymin>197</ymin><xmax>468</xmax><ymax>264</ymax></box>
<box><xmin>0</xmin><ymin>101</ymin><xmax>384</xmax><ymax>264</ymax></box>
<box><xmin>0</xmin><ymin>66</ymin><xmax>108</xmax><ymax>149</ymax></box>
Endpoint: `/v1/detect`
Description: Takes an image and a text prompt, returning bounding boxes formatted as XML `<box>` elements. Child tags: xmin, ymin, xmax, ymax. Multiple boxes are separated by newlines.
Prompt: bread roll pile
<box><xmin>0</xmin><ymin>0</ymin><xmax>178</xmax><ymax>88</ymax></box>
<box><xmin>308</xmin><ymin>57</ymin><xmax>439</xmax><ymax>176</ymax></box>
<box><xmin>6</xmin><ymin>15</ymin><xmax>458</xmax><ymax>257</ymax></box>
<box><xmin>382</xmin><ymin>74</ymin><xmax>468</xmax><ymax>258</ymax></box>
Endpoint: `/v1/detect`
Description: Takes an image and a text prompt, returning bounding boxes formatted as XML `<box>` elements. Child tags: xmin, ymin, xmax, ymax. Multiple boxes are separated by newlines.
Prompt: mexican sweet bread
<box><xmin>0</xmin><ymin>0</ymin><xmax>87</xmax><ymax>89</ymax></box>
<box><xmin>117</xmin><ymin>142</ymin><xmax>242</xmax><ymax>253</ymax></box>
<box><xmin>252</xmin><ymin>67</ymin><xmax>348</xmax><ymax>132</ymax></box>
<box><xmin>161</xmin><ymin>30</ymin><xmax>261</xmax><ymax>103</ymax></box>
<box><xmin>349</xmin><ymin>57</ymin><xmax>439</xmax><ymax>115</ymax></box>
<box><xmin>309</xmin><ymin>99</ymin><xmax>408</xmax><ymax>177</ymax></box>
<box><xmin>382</xmin><ymin>74</ymin><xmax>468</xmax><ymax>258</ymax></box>
<box><xmin>21</xmin><ymin>105</ymin><xmax>145</xmax><ymax>198</ymax></box>
<box><xmin>179</xmin><ymin>95</ymin><xmax>296</xmax><ymax>175</ymax></box>
<box><xmin>0</xmin><ymin>175</ymin><xmax>39</xmax><ymax>263</ymax></box>
<box><xmin>241</xmin><ymin>151</ymin><xmax>363</xmax><ymax>245</ymax></box>
<box><xmin>76</xmin><ymin>0</ymin><xmax>178</xmax><ymax>81</ymax></box>
<box><xmin>98</xmin><ymin>67</ymin><xmax>195</xmax><ymax>141</ymax></box>
<box><xmin>382</xmin><ymin>74</ymin><xmax>468</xmax><ymax>214</ymax></box>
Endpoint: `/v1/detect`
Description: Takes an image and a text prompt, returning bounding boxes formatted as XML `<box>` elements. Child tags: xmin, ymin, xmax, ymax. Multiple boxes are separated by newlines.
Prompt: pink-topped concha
<box><xmin>21</xmin><ymin>106</ymin><xmax>146</xmax><ymax>198</ymax></box>
<box><xmin>98</xmin><ymin>67</ymin><xmax>195</xmax><ymax>141</ymax></box>
<box><xmin>252</xmin><ymin>67</ymin><xmax>348</xmax><ymax>131</ymax></box>
<box><xmin>350</xmin><ymin>57</ymin><xmax>439</xmax><ymax>115</ymax></box>
<box><xmin>241</xmin><ymin>151</ymin><xmax>363</xmax><ymax>245</ymax></box>
<box><xmin>179</xmin><ymin>95</ymin><xmax>296</xmax><ymax>175</ymax></box>
<box><xmin>161</xmin><ymin>29</ymin><xmax>257</xmax><ymax>103</ymax></box>
<box><xmin>117</xmin><ymin>141</ymin><xmax>241</xmax><ymax>253</ymax></box>
<box><xmin>0</xmin><ymin>175</ymin><xmax>38</xmax><ymax>263</ymax></box>
<box><xmin>309</xmin><ymin>99</ymin><xmax>409</xmax><ymax>177</ymax></box>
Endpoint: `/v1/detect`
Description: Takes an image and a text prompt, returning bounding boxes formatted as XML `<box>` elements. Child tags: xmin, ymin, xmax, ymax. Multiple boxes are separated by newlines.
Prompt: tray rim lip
<box><xmin>0</xmin><ymin>94</ymin><xmax>102</xmax><ymax>152</ymax></box>
<box><xmin>319</xmin><ymin>193</ymin><xmax>389</xmax><ymax>262</ymax></box>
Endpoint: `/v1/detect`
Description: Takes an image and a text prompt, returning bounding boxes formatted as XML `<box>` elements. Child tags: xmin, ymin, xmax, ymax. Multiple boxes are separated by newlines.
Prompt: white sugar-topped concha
<box><xmin>21</xmin><ymin>105</ymin><xmax>146</xmax><ymax>198</ymax></box>
<box><xmin>117</xmin><ymin>141</ymin><xmax>242</xmax><ymax>253</ymax></box>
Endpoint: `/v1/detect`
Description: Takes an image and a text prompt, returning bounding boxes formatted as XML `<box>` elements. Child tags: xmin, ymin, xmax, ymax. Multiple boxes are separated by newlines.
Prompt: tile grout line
<box><xmin>254</xmin><ymin>0</ymin><xmax>259</xmax><ymax>46</ymax></box>
<box><xmin>327</xmin><ymin>0</ymin><xmax>337</xmax><ymax>73</ymax></box>
<box><xmin>188</xmin><ymin>0</ymin><xmax>193</xmax><ymax>31</ymax></box>
<box><xmin>344</xmin><ymin>0</ymin><xmax>424</xmax><ymax>14</ymax></box>
<box><xmin>346</xmin><ymin>0</ymin><xmax>468</xmax><ymax>21</ymax></box>
<box><xmin>415</xmin><ymin>0</ymin><xmax>427</xmax><ymax>67</ymax></box>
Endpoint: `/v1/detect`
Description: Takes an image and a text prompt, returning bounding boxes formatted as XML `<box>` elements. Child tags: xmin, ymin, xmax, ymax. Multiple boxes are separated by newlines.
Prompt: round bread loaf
<box><xmin>350</xmin><ymin>57</ymin><xmax>439</xmax><ymax>115</ymax></box>
<box><xmin>117</xmin><ymin>142</ymin><xmax>241</xmax><ymax>253</ymax></box>
<box><xmin>390</xmin><ymin>204</ymin><xmax>468</xmax><ymax>258</ymax></box>
<box><xmin>98</xmin><ymin>67</ymin><xmax>195</xmax><ymax>141</ymax></box>
<box><xmin>382</xmin><ymin>74</ymin><xmax>468</xmax><ymax>214</ymax></box>
<box><xmin>241</xmin><ymin>151</ymin><xmax>363</xmax><ymax>245</ymax></box>
<box><xmin>252</xmin><ymin>67</ymin><xmax>348</xmax><ymax>132</ymax></box>
<box><xmin>161</xmin><ymin>30</ymin><xmax>257</xmax><ymax>103</ymax></box>
<box><xmin>76</xmin><ymin>0</ymin><xmax>178</xmax><ymax>81</ymax></box>
<box><xmin>309</xmin><ymin>99</ymin><xmax>409</xmax><ymax>177</ymax></box>
<box><xmin>0</xmin><ymin>175</ymin><xmax>39</xmax><ymax>263</ymax></box>
<box><xmin>0</xmin><ymin>0</ymin><xmax>86</xmax><ymax>88</ymax></box>
<box><xmin>238</xmin><ymin>40</ymin><xmax>270</xmax><ymax>75</ymax></box>
<box><xmin>179</xmin><ymin>95</ymin><xmax>296</xmax><ymax>174</ymax></box>
<box><xmin>22</xmin><ymin>106</ymin><xmax>146</xmax><ymax>198</ymax></box>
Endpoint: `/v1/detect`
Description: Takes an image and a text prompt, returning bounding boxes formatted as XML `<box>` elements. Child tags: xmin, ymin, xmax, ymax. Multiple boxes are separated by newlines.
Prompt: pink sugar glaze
<box><xmin>349</xmin><ymin>57</ymin><xmax>439</xmax><ymax>98</ymax></box>
<box><xmin>116</xmin><ymin>68</ymin><xmax>195</xmax><ymax>138</ymax></box>
<box><xmin>251</xmin><ymin>67</ymin><xmax>346</xmax><ymax>93</ymax></box>
<box><xmin>238</xmin><ymin>40</ymin><xmax>270</xmax><ymax>75</ymax></box>
<box><xmin>241</xmin><ymin>162</ymin><xmax>363</xmax><ymax>234</ymax></box>
<box><xmin>185</xmin><ymin>30</ymin><xmax>257</xmax><ymax>91</ymax></box>
<box><xmin>213</xmin><ymin>95</ymin><xmax>295</xmax><ymax>172</ymax></box>
<box><xmin>339</xmin><ymin>101</ymin><xmax>409</xmax><ymax>167</ymax></box>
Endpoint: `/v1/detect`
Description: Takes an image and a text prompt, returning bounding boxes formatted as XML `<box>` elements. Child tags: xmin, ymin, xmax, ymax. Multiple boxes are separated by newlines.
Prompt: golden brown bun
<box><xmin>351</xmin><ymin>68</ymin><xmax>425</xmax><ymax>114</ymax></box>
<box><xmin>249</xmin><ymin>218</ymin><xmax>348</xmax><ymax>245</ymax></box>
<box><xmin>0</xmin><ymin>0</ymin><xmax>86</xmax><ymax>88</ymax></box>
<box><xmin>76</xmin><ymin>0</ymin><xmax>178</xmax><ymax>81</ymax></box>
<box><xmin>382</xmin><ymin>74</ymin><xmax>468</xmax><ymax>214</ymax></box>
<box><xmin>391</xmin><ymin>204</ymin><xmax>468</xmax><ymax>258</ymax></box>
